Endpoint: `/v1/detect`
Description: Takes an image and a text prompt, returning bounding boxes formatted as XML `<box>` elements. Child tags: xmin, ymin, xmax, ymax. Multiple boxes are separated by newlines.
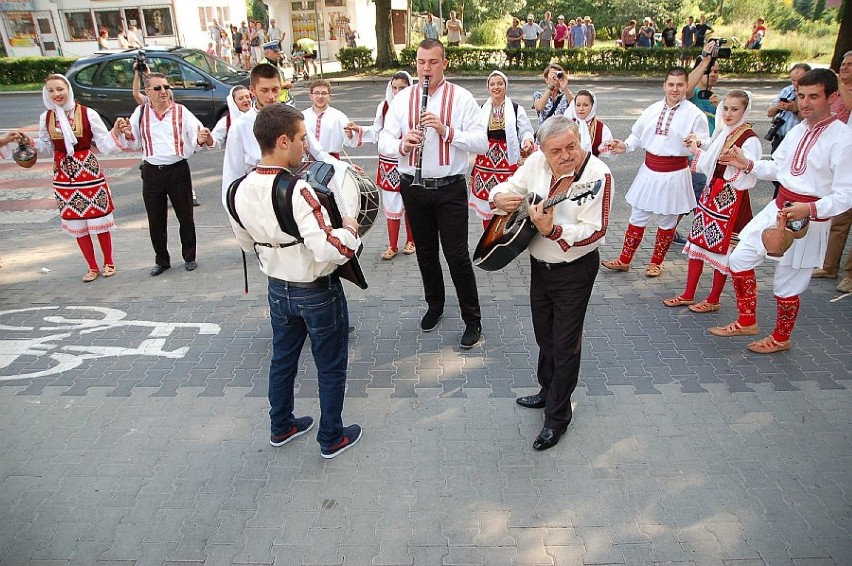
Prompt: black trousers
<box><xmin>400</xmin><ymin>177</ymin><xmax>481</xmax><ymax>325</ymax></box>
<box><xmin>770</xmin><ymin>134</ymin><xmax>784</xmax><ymax>199</ymax></box>
<box><xmin>530</xmin><ymin>250</ymin><xmax>599</xmax><ymax>429</ymax></box>
<box><xmin>141</xmin><ymin>160</ymin><xmax>196</xmax><ymax>267</ymax></box>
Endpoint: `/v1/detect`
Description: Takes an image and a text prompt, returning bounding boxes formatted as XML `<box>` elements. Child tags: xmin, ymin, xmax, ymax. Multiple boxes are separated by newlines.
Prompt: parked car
<box><xmin>66</xmin><ymin>47</ymin><xmax>250</xmax><ymax>128</ymax></box>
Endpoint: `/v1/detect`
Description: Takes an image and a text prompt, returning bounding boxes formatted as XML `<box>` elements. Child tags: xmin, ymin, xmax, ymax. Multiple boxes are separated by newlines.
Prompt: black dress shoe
<box><xmin>516</xmin><ymin>394</ymin><xmax>546</xmax><ymax>409</ymax></box>
<box><xmin>420</xmin><ymin>308</ymin><xmax>443</xmax><ymax>332</ymax></box>
<box><xmin>459</xmin><ymin>322</ymin><xmax>482</xmax><ymax>349</ymax></box>
<box><xmin>185</xmin><ymin>261</ymin><xmax>198</xmax><ymax>271</ymax></box>
<box><xmin>150</xmin><ymin>265</ymin><xmax>170</xmax><ymax>277</ymax></box>
<box><xmin>533</xmin><ymin>425</ymin><xmax>568</xmax><ymax>451</ymax></box>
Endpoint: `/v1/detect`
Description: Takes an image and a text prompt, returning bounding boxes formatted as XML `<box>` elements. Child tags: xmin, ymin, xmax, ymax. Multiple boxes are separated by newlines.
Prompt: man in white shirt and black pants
<box><xmin>121</xmin><ymin>73</ymin><xmax>212</xmax><ymax>276</ymax></box>
<box><xmin>379</xmin><ymin>39</ymin><xmax>488</xmax><ymax>348</ymax></box>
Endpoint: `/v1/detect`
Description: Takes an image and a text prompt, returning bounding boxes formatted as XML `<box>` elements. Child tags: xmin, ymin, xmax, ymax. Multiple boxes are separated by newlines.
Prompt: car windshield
<box><xmin>175</xmin><ymin>48</ymin><xmax>245</xmax><ymax>83</ymax></box>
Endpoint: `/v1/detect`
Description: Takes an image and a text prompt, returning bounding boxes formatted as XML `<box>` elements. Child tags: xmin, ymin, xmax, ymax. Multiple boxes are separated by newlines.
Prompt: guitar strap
<box><xmin>547</xmin><ymin>153</ymin><xmax>592</xmax><ymax>199</ymax></box>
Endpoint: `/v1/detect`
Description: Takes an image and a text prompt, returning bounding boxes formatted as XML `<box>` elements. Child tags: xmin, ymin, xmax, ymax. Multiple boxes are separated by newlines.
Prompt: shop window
<box><xmin>63</xmin><ymin>11</ymin><xmax>96</xmax><ymax>41</ymax></box>
<box><xmin>4</xmin><ymin>11</ymin><xmax>38</xmax><ymax>47</ymax></box>
<box><xmin>94</xmin><ymin>10</ymin><xmax>122</xmax><ymax>37</ymax></box>
<box><xmin>142</xmin><ymin>7</ymin><xmax>174</xmax><ymax>37</ymax></box>
<box><xmin>123</xmin><ymin>8</ymin><xmax>143</xmax><ymax>37</ymax></box>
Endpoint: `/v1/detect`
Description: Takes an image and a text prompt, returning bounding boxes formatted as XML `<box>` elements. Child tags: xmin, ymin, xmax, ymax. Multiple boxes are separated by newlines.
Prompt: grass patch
<box><xmin>0</xmin><ymin>83</ymin><xmax>41</xmax><ymax>92</ymax></box>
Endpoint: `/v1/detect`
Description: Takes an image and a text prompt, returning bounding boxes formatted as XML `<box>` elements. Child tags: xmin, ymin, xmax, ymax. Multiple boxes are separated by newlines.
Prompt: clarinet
<box><xmin>409</xmin><ymin>75</ymin><xmax>430</xmax><ymax>190</ymax></box>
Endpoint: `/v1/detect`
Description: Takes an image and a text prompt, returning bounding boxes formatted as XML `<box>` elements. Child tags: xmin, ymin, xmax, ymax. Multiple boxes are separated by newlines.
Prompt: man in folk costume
<box><xmin>378</xmin><ymin>39</ymin><xmax>489</xmax><ymax>349</ymax></box>
<box><xmin>601</xmin><ymin>67</ymin><xmax>709</xmax><ymax>277</ymax></box>
<box><xmin>490</xmin><ymin>118</ymin><xmax>613</xmax><ymax>450</ymax></box>
<box><xmin>709</xmin><ymin>69</ymin><xmax>852</xmax><ymax>354</ymax></box>
<box><xmin>302</xmin><ymin>79</ymin><xmax>361</xmax><ymax>159</ymax></box>
<box><xmin>0</xmin><ymin>74</ymin><xmax>127</xmax><ymax>282</ymax></box>
<box><xmin>120</xmin><ymin>73</ymin><xmax>213</xmax><ymax>276</ymax></box>
<box><xmin>469</xmin><ymin>70</ymin><xmax>535</xmax><ymax>228</ymax></box>
<box><xmin>221</xmin><ymin>66</ymin><xmax>353</xmax><ymax>212</ymax></box>
<box><xmin>354</xmin><ymin>71</ymin><xmax>416</xmax><ymax>260</ymax></box>
<box><xmin>663</xmin><ymin>90</ymin><xmax>761</xmax><ymax>313</ymax></box>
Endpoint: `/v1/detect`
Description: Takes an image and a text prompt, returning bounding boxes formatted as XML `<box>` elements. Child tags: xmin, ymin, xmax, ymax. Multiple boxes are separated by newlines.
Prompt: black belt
<box><xmin>269</xmin><ymin>274</ymin><xmax>337</xmax><ymax>289</ymax></box>
<box><xmin>142</xmin><ymin>159</ymin><xmax>187</xmax><ymax>171</ymax></box>
<box><xmin>532</xmin><ymin>249</ymin><xmax>598</xmax><ymax>270</ymax></box>
<box><xmin>400</xmin><ymin>173</ymin><xmax>466</xmax><ymax>189</ymax></box>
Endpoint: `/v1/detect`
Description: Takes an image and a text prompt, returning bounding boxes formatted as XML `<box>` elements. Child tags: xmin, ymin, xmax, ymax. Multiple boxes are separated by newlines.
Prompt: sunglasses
<box><xmin>149</xmin><ymin>85</ymin><xmax>171</xmax><ymax>91</ymax></box>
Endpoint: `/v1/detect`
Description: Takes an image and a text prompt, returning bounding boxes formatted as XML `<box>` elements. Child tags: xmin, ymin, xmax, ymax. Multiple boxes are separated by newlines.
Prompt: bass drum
<box><xmin>295</xmin><ymin>160</ymin><xmax>381</xmax><ymax>237</ymax></box>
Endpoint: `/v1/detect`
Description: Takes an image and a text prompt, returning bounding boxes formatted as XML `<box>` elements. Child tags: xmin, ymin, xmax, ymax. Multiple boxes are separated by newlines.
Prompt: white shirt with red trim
<box><xmin>124</xmin><ymin>103</ymin><xmax>204</xmax><ymax>166</ymax></box>
<box><xmin>379</xmin><ymin>79</ymin><xmax>488</xmax><ymax>178</ymax></box>
<box><xmin>752</xmin><ymin>115</ymin><xmax>852</xmax><ymax>219</ymax></box>
<box><xmin>624</xmin><ymin>98</ymin><xmax>708</xmax><ymax>156</ymax></box>
<box><xmin>229</xmin><ymin>166</ymin><xmax>361</xmax><ymax>282</ymax></box>
<box><xmin>490</xmin><ymin>151</ymin><xmax>614</xmax><ymax>264</ymax></box>
<box><xmin>302</xmin><ymin>106</ymin><xmax>361</xmax><ymax>154</ymax></box>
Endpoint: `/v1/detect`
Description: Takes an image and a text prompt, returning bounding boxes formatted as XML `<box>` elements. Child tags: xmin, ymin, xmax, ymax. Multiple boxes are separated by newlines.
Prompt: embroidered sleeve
<box><xmin>294</xmin><ymin>184</ymin><xmax>360</xmax><ymax>264</ymax></box>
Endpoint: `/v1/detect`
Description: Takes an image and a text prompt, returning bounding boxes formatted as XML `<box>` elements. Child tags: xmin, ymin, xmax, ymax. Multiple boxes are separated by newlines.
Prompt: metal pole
<box><xmin>313</xmin><ymin>1</ymin><xmax>323</xmax><ymax>77</ymax></box>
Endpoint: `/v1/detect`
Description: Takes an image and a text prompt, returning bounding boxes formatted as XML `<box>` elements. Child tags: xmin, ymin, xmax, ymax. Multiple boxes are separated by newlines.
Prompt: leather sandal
<box><xmin>403</xmin><ymin>242</ymin><xmax>416</xmax><ymax>255</ymax></box>
<box><xmin>645</xmin><ymin>263</ymin><xmax>663</xmax><ymax>277</ymax></box>
<box><xmin>102</xmin><ymin>264</ymin><xmax>116</xmax><ymax>277</ymax></box>
<box><xmin>708</xmin><ymin>321</ymin><xmax>760</xmax><ymax>337</ymax></box>
<box><xmin>601</xmin><ymin>259</ymin><xmax>630</xmax><ymax>272</ymax></box>
<box><xmin>747</xmin><ymin>335</ymin><xmax>792</xmax><ymax>354</ymax></box>
<box><xmin>381</xmin><ymin>247</ymin><xmax>398</xmax><ymax>260</ymax></box>
<box><xmin>82</xmin><ymin>269</ymin><xmax>99</xmax><ymax>283</ymax></box>
<box><xmin>688</xmin><ymin>300</ymin><xmax>720</xmax><ymax>313</ymax></box>
<box><xmin>662</xmin><ymin>295</ymin><xmax>694</xmax><ymax>307</ymax></box>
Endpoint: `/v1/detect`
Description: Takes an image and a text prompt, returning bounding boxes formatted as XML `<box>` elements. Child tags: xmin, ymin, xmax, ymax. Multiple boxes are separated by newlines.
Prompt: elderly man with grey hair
<box><xmin>490</xmin><ymin>117</ymin><xmax>614</xmax><ymax>451</ymax></box>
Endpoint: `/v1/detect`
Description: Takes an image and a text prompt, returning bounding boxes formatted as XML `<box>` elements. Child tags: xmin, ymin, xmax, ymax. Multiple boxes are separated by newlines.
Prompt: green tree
<box><xmin>831</xmin><ymin>0</ymin><xmax>850</xmax><ymax>70</ymax></box>
<box><xmin>374</xmin><ymin>0</ymin><xmax>398</xmax><ymax>68</ymax></box>
<box><xmin>246</xmin><ymin>0</ymin><xmax>268</xmax><ymax>23</ymax></box>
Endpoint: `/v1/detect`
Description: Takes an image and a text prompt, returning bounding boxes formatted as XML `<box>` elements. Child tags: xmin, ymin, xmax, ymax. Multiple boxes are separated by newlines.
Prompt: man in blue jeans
<box><xmin>227</xmin><ymin>103</ymin><xmax>362</xmax><ymax>459</ymax></box>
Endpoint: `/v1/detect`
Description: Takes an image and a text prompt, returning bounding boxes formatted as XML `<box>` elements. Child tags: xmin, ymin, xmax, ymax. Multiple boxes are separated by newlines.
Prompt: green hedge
<box><xmin>399</xmin><ymin>47</ymin><xmax>791</xmax><ymax>75</ymax></box>
<box><xmin>336</xmin><ymin>47</ymin><xmax>374</xmax><ymax>71</ymax></box>
<box><xmin>0</xmin><ymin>57</ymin><xmax>77</xmax><ymax>85</ymax></box>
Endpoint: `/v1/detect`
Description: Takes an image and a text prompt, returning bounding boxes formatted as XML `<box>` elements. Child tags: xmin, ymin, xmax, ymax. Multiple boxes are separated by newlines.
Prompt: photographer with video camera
<box><xmin>766</xmin><ymin>63</ymin><xmax>811</xmax><ymax>197</ymax></box>
<box><xmin>131</xmin><ymin>52</ymin><xmax>150</xmax><ymax>106</ymax></box>
<box><xmin>532</xmin><ymin>64</ymin><xmax>573</xmax><ymax>126</ymax></box>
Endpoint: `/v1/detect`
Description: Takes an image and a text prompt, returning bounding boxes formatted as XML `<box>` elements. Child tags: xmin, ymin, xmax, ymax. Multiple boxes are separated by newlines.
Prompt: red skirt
<box><xmin>53</xmin><ymin>149</ymin><xmax>115</xmax><ymax>221</ymax></box>
<box><xmin>470</xmin><ymin>139</ymin><xmax>517</xmax><ymax>201</ymax></box>
<box><xmin>688</xmin><ymin>176</ymin><xmax>752</xmax><ymax>255</ymax></box>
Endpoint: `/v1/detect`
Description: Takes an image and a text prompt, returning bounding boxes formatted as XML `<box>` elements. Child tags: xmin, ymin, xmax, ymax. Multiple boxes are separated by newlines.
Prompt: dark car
<box><xmin>66</xmin><ymin>47</ymin><xmax>249</xmax><ymax>128</ymax></box>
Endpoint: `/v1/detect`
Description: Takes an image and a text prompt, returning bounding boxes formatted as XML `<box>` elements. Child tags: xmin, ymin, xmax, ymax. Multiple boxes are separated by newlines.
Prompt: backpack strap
<box><xmin>225</xmin><ymin>174</ymin><xmax>249</xmax><ymax>229</ymax></box>
<box><xmin>271</xmin><ymin>169</ymin><xmax>304</xmax><ymax>243</ymax></box>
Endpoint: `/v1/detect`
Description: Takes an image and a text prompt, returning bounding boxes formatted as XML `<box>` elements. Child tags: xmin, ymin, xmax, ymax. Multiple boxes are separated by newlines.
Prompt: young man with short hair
<box><xmin>302</xmin><ymin>79</ymin><xmax>362</xmax><ymax>159</ymax></box>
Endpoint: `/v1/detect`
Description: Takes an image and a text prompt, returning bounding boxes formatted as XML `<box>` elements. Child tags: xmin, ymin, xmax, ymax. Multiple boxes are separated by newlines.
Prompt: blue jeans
<box><xmin>691</xmin><ymin>171</ymin><xmax>707</xmax><ymax>204</ymax></box>
<box><xmin>267</xmin><ymin>277</ymin><xmax>349</xmax><ymax>449</ymax></box>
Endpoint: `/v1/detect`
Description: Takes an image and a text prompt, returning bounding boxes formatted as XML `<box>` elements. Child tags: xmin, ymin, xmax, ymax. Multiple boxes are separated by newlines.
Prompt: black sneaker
<box><xmin>673</xmin><ymin>231</ymin><xmax>687</xmax><ymax>244</ymax></box>
<box><xmin>420</xmin><ymin>309</ymin><xmax>443</xmax><ymax>332</ymax></box>
<box><xmin>460</xmin><ymin>322</ymin><xmax>482</xmax><ymax>349</ymax></box>
<box><xmin>321</xmin><ymin>424</ymin><xmax>362</xmax><ymax>459</ymax></box>
<box><xmin>269</xmin><ymin>416</ymin><xmax>314</xmax><ymax>447</ymax></box>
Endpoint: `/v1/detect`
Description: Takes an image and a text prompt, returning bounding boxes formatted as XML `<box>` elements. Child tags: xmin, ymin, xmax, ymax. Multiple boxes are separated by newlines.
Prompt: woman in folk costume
<box><xmin>562</xmin><ymin>89</ymin><xmax>614</xmax><ymax>158</ymax></box>
<box><xmin>360</xmin><ymin>71</ymin><xmax>416</xmax><ymax>260</ymax></box>
<box><xmin>211</xmin><ymin>85</ymin><xmax>252</xmax><ymax>148</ymax></box>
<box><xmin>1</xmin><ymin>74</ymin><xmax>126</xmax><ymax>282</ymax></box>
<box><xmin>470</xmin><ymin>70</ymin><xmax>535</xmax><ymax>228</ymax></box>
<box><xmin>663</xmin><ymin>89</ymin><xmax>760</xmax><ymax>312</ymax></box>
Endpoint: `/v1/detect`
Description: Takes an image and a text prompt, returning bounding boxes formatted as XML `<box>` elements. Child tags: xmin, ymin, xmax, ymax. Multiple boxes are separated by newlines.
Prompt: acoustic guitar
<box><xmin>473</xmin><ymin>178</ymin><xmax>602</xmax><ymax>272</ymax></box>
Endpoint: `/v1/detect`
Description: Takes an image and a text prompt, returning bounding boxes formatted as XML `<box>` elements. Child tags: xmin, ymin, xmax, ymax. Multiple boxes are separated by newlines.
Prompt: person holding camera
<box><xmin>767</xmin><ymin>63</ymin><xmax>812</xmax><ymax>197</ymax></box>
<box><xmin>532</xmin><ymin>64</ymin><xmax>573</xmax><ymax>126</ymax></box>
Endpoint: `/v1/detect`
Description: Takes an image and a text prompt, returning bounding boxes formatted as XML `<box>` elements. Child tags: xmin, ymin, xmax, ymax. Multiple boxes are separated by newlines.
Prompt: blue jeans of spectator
<box><xmin>691</xmin><ymin>171</ymin><xmax>707</xmax><ymax>205</ymax></box>
<box><xmin>267</xmin><ymin>277</ymin><xmax>349</xmax><ymax>449</ymax></box>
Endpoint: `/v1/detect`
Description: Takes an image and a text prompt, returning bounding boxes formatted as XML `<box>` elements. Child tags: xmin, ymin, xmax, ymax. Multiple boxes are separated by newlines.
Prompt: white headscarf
<box><xmin>227</xmin><ymin>86</ymin><xmax>250</xmax><ymax>124</ymax></box>
<box><xmin>384</xmin><ymin>71</ymin><xmax>412</xmax><ymax>104</ymax></box>
<box><xmin>42</xmin><ymin>74</ymin><xmax>77</xmax><ymax>155</ymax></box>
<box><xmin>481</xmin><ymin>70</ymin><xmax>522</xmax><ymax>164</ymax></box>
<box><xmin>563</xmin><ymin>89</ymin><xmax>598</xmax><ymax>153</ymax></box>
<box><xmin>696</xmin><ymin>90</ymin><xmax>753</xmax><ymax>179</ymax></box>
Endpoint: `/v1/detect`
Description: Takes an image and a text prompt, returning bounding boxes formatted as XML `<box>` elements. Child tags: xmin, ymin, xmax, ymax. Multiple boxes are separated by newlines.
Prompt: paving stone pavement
<box><xmin>0</xmin><ymin>143</ymin><xmax>849</xmax><ymax>565</ymax></box>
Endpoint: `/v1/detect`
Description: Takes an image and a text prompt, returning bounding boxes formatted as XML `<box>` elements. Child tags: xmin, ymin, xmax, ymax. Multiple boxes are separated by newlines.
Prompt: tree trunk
<box><xmin>375</xmin><ymin>0</ymin><xmax>398</xmax><ymax>69</ymax></box>
<box><xmin>831</xmin><ymin>0</ymin><xmax>850</xmax><ymax>71</ymax></box>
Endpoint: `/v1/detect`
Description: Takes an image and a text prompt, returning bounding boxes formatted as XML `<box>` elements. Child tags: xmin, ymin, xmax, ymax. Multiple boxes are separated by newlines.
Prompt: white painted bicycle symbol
<box><xmin>0</xmin><ymin>306</ymin><xmax>221</xmax><ymax>382</ymax></box>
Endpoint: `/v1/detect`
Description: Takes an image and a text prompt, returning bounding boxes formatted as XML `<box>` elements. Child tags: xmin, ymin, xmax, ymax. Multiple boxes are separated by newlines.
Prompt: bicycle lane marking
<box><xmin>0</xmin><ymin>306</ymin><xmax>221</xmax><ymax>382</ymax></box>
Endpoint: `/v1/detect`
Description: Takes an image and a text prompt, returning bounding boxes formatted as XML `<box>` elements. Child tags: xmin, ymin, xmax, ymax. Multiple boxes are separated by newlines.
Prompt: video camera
<box><xmin>764</xmin><ymin>96</ymin><xmax>795</xmax><ymax>141</ymax></box>
<box><xmin>132</xmin><ymin>52</ymin><xmax>148</xmax><ymax>74</ymax></box>
<box><xmin>696</xmin><ymin>39</ymin><xmax>731</xmax><ymax>100</ymax></box>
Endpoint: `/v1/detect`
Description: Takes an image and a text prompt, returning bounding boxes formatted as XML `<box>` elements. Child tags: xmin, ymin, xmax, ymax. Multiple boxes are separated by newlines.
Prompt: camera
<box><xmin>697</xmin><ymin>89</ymin><xmax>714</xmax><ymax>100</ymax></box>
<box><xmin>707</xmin><ymin>38</ymin><xmax>731</xmax><ymax>59</ymax></box>
<box><xmin>555</xmin><ymin>70</ymin><xmax>565</xmax><ymax>79</ymax></box>
<box><xmin>764</xmin><ymin>117</ymin><xmax>786</xmax><ymax>141</ymax></box>
<box><xmin>132</xmin><ymin>52</ymin><xmax>148</xmax><ymax>74</ymax></box>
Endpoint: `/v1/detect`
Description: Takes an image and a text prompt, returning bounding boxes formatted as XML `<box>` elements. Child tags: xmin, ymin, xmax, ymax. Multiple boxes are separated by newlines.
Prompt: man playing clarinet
<box><xmin>379</xmin><ymin>39</ymin><xmax>488</xmax><ymax>349</ymax></box>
